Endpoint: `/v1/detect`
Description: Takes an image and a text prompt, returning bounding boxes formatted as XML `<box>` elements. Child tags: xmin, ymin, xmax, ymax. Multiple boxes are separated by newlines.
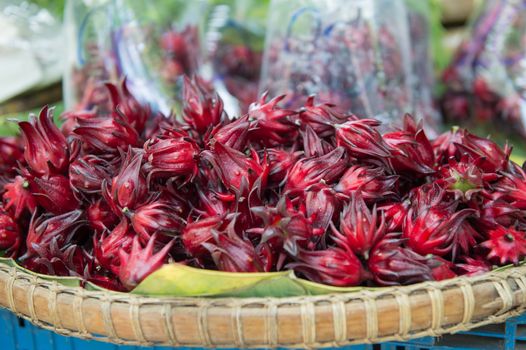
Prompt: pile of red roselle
<box><xmin>0</xmin><ymin>77</ymin><xmax>525</xmax><ymax>292</ymax></box>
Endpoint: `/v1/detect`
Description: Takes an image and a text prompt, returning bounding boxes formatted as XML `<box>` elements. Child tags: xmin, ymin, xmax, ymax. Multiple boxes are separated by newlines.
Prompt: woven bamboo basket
<box><xmin>1</xmin><ymin>262</ymin><xmax>526</xmax><ymax>348</ymax></box>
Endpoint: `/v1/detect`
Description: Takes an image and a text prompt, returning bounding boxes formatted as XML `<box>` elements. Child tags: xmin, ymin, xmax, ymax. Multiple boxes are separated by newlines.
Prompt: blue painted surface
<box><xmin>1</xmin><ymin>307</ymin><xmax>525</xmax><ymax>350</ymax></box>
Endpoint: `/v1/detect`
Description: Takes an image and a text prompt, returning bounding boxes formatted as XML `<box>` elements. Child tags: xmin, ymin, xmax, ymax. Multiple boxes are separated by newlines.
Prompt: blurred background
<box><xmin>3</xmin><ymin>0</ymin><xmax>524</xmax><ymax>159</ymax></box>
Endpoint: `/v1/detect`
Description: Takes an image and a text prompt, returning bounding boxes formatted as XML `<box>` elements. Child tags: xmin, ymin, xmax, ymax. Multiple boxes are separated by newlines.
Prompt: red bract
<box><xmin>143</xmin><ymin>135</ymin><xmax>199</xmax><ymax>181</ymax></box>
<box><xmin>285</xmin><ymin>147</ymin><xmax>346</xmax><ymax>193</ymax></box>
<box><xmin>196</xmin><ymin>188</ymin><xmax>230</xmax><ymax>217</ymax></box>
<box><xmin>24</xmin><ymin>210</ymin><xmax>84</xmax><ymax>258</ymax></box>
<box><xmin>3</xmin><ymin>176</ymin><xmax>37</xmax><ymax>219</ymax></box>
<box><xmin>456</xmin><ymin>256</ymin><xmax>492</xmax><ymax>276</ymax></box>
<box><xmin>493</xmin><ymin>169</ymin><xmax>526</xmax><ymax>209</ymax></box>
<box><xmin>378</xmin><ymin>201</ymin><xmax>409</xmax><ymax>232</ymax></box>
<box><xmin>267</xmin><ymin>148</ymin><xmax>303</xmax><ymax>184</ymax></box>
<box><xmin>368</xmin><ymin>234</ymin><xmax>433</xmax><ymax>286</ymax></box>
<box><xmin>432</xmin><ymin>127</ymin><xmax>463</xmax><ymax>163</ymax></box>
<box><xmin>427</xmin><ymin>256</ymin><xmax>457</xmax><ymax>281</ymax></box>
<box><xmin>182</xmin><ymin>216</ymin><xmax>224</xmax><ymax>257</ymax></box>
<box><xmin>335</xmin><ymin>165</ymin><xmax>398</xmax><ymax>201</ymax></box>
<box><xmin>299</xmin><ymin>96</ymin><xmax>350</xmax><ymax>137</ymax></box>
<box><xmin>74</xmin><ymin>115</ymin><xmax>139</xmax><ymax>153</ymax></box>
<box><xmin>383</xmin><ymin>116</ymin><xmax>435</xmax><ymax>175</ymax></box>
<box><xmin>87</xmin><ymin>200</ymin><xmax>118</xmax><ymax>232</ymax></box>
<box><xmin>118</xmin><ymin>234</ymin><xmax>174</xmax><ymax>290</ymax></box>
<box><xmin>332</xmin><ymin>193</ymin><xmax>385</xmax><ymax>258</ymax></box>
<box><xmin>207</xmin><ymin>116</ymin><xmax>250</xmax><ymax>150</ymax></box>
<box><xmin>69</xmin><ymin>155</ymin><xmax>111</xmax><ymax>194</ymax></box>
<box><xmin>130</xmin><ymin>200</ymin><xmax>184</xmax><ymax>243</ymax></box>
<box><xmin>439</xmin><ymin>155</ymin><xmax>497</xmax><ymax>200</ymax></box>
<box><xmin>404</xmin><ymin>184</ymin><xmax>476</xmax><ymax>258</ymax></box>
<box><xmin>481</xmin><ymin>226</ymin><xmax>526</xmax><ymax>265</ymax></box>
<box><xmin>202</xmin><ymin>142</ymin><xmax>268</xmax><ymax>196</ymax></box>
<box><xmin>105</xmin><ymin>80</ymin><xmax>149</xmax><ymax>134</ymax></box>
<box><xmin>288</xmin><ymin>247</ymin><xmax>365</xmax><ymax>287</ymax></box>
<box><xmin>0</xmin><ymin>137</ymin><xmax>23</xmax><ymax>173</ymax></box>
<box><xmin>94</xmin><ymin>219</ymin><xmax>134</xmax><ymax>274</ymax></box>
<box><xmin>23</xmin><ymin>239</ymin><xmax>88</xmax><ymax>277</ymax></box>
<box><xmin>183</xmin><ymin>76</ymin><xmax>224</xmax><ymax>134</ymax></box>
<box><xmin>302</xmin><ymin>125</ymin><xmax>333</xmax><ymax>157</ymax></box>
<box><xmin>477</xmin><ymin>199</ymin><xmax>521</xmax><ymax>229</ymax></box>
<box><xmin>203</xmin><ymin>225</ymin><xmax>272</xmax><ymax>273</ymax></box>
<box><xmin>0</xmin><ymin>207</ymin><xmax>20</xmax><ymax>256</ymax></box>
<box><xmin>456</xmin><ymin>132</ymin><xmax>511</xmax><ymax>173</ymax></box>
<box><xmin>335</xmin><ymin>119</ymin><xmax>391</xmax><ymax>160</ymax></box>
<box><xmin>103</xmin><ymin>149</ymin><xmax>147</xmax><ymax>213</ymax></box>
<box><xmin>29</xmin><ymin>175</ymin><xmax>79</xmax><ymax>214</ymax></box>
<box><xmin>19</xmin><ymin>106</ymin><xmax>69</xmax><ymax>175</ymax></box>
<box><xmin>305</xmin><ymin>184</ymin><xmax>339</xmax><ymax>232</ymax></box>
<box><xmin>248</xmin><ymin>93</ymin><xmax>298</xmax><ymax>146</ymax></box>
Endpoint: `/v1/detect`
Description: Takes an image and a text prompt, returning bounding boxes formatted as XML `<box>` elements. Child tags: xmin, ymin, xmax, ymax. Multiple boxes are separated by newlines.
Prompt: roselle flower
<box><xmin>368</xmin><ymin>234</ymin><xmax>433</xmax><ymax>286</ymax></box>
<box><xmin>378</xmin><ymin>201</ymin><xmax>409</xmax><ymax>232</ymax></box>
<box><xmin>183</xmin><ymin>76</ymin><xmax>224</xmax><ymax>134</ymax></box>
<box><xmin>202</xmin><ymin>142</ymin><xmax>268</xmax><ymax>196</ymax></box>
<box><xmin>103</xmin><ymin>149</ymin><xmax>147</xmax><ymax>214</ymax></box>
<box><xmin>24</xmin><ymin>210</ymin><xmax>84</xmax><ymax>258</ymax></box>
<box><xmin>334</xmin><ymin>165</ymin><xmax>398</xmax><ymax>201</ymax></box>
<box><xmin>129</xmin><ymin>200</ymin><xmax>185</xmax><ymax>243</ymax></box>
<box><xmin>203</xmin><ymin>227</ymin><xmax>272</xmax><ymax>273</ymax></box>
<box><xmin>207</xmin><ymin>116</ymin><xmax>250</xmax><ymax>151</ymax></box>
<box><xmin>182</xmin><ymin>216</ymin><xmax>224</xmax><ymax>257</ymax></box>
<box><xmin>0</xmin><ymin>137</ymin><xmax>23</xmax><ymax>174</ymax></box>
<box><xmin>455</xmin><ymin>256</ymin><xmax>492</xmax><ymax>276</ymax></box>
<box><xmin>438</xmin><ymin>155</ymin><xmax>497</xmax><ymax>200</ymax></box>
<box><xmin>19</xmin><ymin>106</ymin><xmax>69</xmax><ymax>175</ymax></box>
<box><xmin>426</xmin><ymin>256</ymin><xmax>457</xmax><ymax>281</ymax></box>
<box><xmin>335</xmin><ymin>119</ymin><xmax>391</xmax><ymax>161</ymax></box>
<box><xmin>267</xmin><ymin>148</ymin><xmax>303</xmax><ymax>184</ymax></box>
<box><xmin>288</xmin><ymin>247</ymin><xmax>365</xmax><ymax>287</ymax></box>
<box><xmin>196</xmin><ymin>187</ymin><xmax>231</xmax><ymax>217</ymax></box>
<box><xmin>481</xmin><ymin>225</ymin><xmax>526</xmax><ymax>265</ymax></box>
<box><xmin>248</xmin><ymin>93</ymin><xmax>298</xmax><ymax>146</ymax></box>
<box><xmin>118</xmin><ymin>234</ymin><xmax>174</xmax><ymax>290</ymax></box>
<box><xmin>249</xmin><ymin>197</ymin><xmax>320</xmax><ymax>256</ymax></box>
<box><xmin>403</xmin><ymin>183</ymin><xmax>476</xmax><ymax>259</ymax></box>
<box><xmin>105</xmin><ymin>80</ymin><xmax>149</xmax><ymax>134</ymax></box>
<box><xmin>477</xmin><ymin>199</ymin><xmax>521</xmax><ymax>229</ymax></box>
<box><xmin>432</xmin><ymin>126</ymin><xmax>463</xmax><ymax>164</ymax></box>
<box><xmin>299</xmin><ymin>96</ymin><xmax>350</xmax><ymax>137</ymax></box>
<box><xmin>332</xmin><ymin>193</ymin><xmax>385</xmax><ymax>258</ymax></box>
<box><xmin>285</xmin><ymin>147</ymin><xmax>346</xmax><ymax>193</ymax></box>
<box><xmin>74</xmin><ymin>114</ymin><xmax>139</xmax><ymax>154</ymax></box>
<box><xmin>302</xmin><ymin>125</ymin><xmax>333</xmax><ymax>157</ymax></box>
<box><xmin>87</xmin><ymin>200</ymin><xmax>118</xmax><ymax>232</ymax></box>
<box><xmin>0</xmin><ymin>207</ymin><xmax>20</xmax><ymax>257</ymax></box>
<box><xmin>493</xmin><ymin>169</ymin><xmax>526</xmax><ymax>209</ymax></box>
<box><xmin>29</xmin><ymin>175</ymin><xmax>79</xmax><ymax>214</ymax></box>
<box><xmin>94</xmin><ymin>219</ymin><xmax>134</xmax><ymax>274</ymax></box>
<box><xmin>3</xmin><ymin>176</ymin><xmax>37</xmax><ymax>219</ymax></box>
<box><xmin>383</xmin><ymin>116</ymin><xmax>435</xmax><ymax>176</ymax></box>
<box><xmin>22</xmin><ymin>238</ymin><xmax>89</xmax><ymax>277</ymax></box>
<box><xmin>456</xmin><ymin>131</ymin><xmax>511</xmax><ymax>173</ymax></box>
<box><xmin>143</xmin><ymin>135</ymin><xmax>199</xmax><ymax>181</ymax></box>
<box><xmin>69</xmin><ymin>155</ymin><xmax>111</xmax><ymax>194</ymax></box>
<box><xmin>305</xmin><ymin>183</ymin><xmax>339</xmax><ymax>232</ymax></box>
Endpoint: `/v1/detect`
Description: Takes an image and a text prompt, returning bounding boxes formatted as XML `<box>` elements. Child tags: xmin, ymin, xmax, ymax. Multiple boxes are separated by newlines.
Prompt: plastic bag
<box><xmin>0</xmin><ymin>1</ymin><xmax>63</xmax><ymax>103</ymax></box>
<box><xmin>441</xmin><ymin>0</ymin><xmax>526</xmax><ymax>137</ymax></box>
<box><xmin>404</xmin><ymin>0</ymin><xmax>441</xmax><ymax>135</ymax></box>
<box><xmin>63</xmin><ymin>0</ymin><xmax>206</xmax><ymax>114</ymax></box>
<box><xmin>258</xmin><ymin>0</ymin><xmax>413</xmax><ymax>127</ymax></box>
<box><xmin>206</xmin><ymin>0</ymin><xmax>268</xmax><ymax>115</ymax></box>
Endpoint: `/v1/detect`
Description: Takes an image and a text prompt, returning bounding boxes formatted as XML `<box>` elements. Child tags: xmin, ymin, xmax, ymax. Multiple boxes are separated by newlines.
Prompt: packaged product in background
<box><xmin>258</xmin><ymin>0</ymin><xmax>413</xmax><ymax>128</ymax></box>
<box><xmin>441</xmin><ymin>0</ymin><xmax>526</xmax><ymax>138</ymax></box>
<box><xmin>206</xmin><ymin>0</ymin><xmax>268</xmax><ymax>115</ymax></box>
<box><xmin>63</xmin><ymin>0</ymin><xmax>206</xmax><ymax>115</ymax></box>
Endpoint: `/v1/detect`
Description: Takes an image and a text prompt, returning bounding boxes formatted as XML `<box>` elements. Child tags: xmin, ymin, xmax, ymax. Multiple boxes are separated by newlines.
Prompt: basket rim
<box><xmin>1</xmin><ymin>262</ymin><xmax>526</xmax><ymax>348</ymax></box>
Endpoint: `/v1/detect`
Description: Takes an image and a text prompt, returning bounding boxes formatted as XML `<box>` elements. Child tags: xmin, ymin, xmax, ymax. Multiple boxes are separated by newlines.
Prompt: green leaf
<box><xmin>132</xmin><ymin>263</ymin><xmax>306</xmax><ymax>297</ymax></box>
<box><xmin>298</xmin><ymin>279</ymin><xmax>372</xmax><ymax>295</ymax></box>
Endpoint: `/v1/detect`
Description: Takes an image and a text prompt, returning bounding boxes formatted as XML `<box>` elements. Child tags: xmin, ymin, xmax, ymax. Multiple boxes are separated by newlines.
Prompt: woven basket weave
<box><xmin>1</xmin><ymin>263</ymin><xmax>526</xmax><ymax>348</ymax></box>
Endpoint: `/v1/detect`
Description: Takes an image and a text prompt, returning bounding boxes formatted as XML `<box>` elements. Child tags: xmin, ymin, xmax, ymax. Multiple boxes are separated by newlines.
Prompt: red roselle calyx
<box><xmin>69</xmin><ymin>155</ymin><xmax>111</xmax><ymax>194</ymax></box>
<box><xmin>19</xmin><ymin>106</ymin><xmax>69</xmax><ymax>175</ymax></box>
<box><xmin>183</xmin><ymin>76</ymin><xmax>224</xmax><ymax>134</ymax></box>
<box><xmin>335</xmin><ymin>165</ymin><xmax>398</xmax><ymax>201</ymax></box>
<box><xmin>0</xmin><ymin>207</ymin><xmax>20</xmax><ymax>256</ymax></box>
<box><xmin>3</xmin><ymin>176</ymin><xmax>37</xmax><ymax>219</ymax></box>
<box><xmin>118</xmin><ymin>234</ymin><xmax>174</xmax><ymax>290</ymax></box>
